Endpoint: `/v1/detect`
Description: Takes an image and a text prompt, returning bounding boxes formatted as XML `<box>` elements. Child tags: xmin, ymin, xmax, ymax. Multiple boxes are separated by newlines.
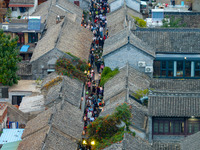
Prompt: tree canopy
<box><xmin>0</xmin><ymin>30</ymin><xmax>21</xmax><ymax>86</ymax></box>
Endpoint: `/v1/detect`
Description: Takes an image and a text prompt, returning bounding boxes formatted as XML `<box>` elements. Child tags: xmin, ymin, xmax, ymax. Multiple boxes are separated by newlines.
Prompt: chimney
<box><xmin>128</xmin><ymin>20</ymin><xmax>131</xmax><ymax>31</ymax></box>
<box><xmin>56</xmin><ymin>15</ymin><xmax>61</xmax><ymax>24</ymax></box>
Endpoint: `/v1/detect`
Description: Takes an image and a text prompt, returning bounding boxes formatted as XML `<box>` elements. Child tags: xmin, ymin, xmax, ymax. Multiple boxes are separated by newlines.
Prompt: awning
<box><xmin>155</xmin><ymin>54</ymin><xmax>200</xmax><ymax>61</ymax></box>
<box><xmin>20</xmin><ymin>45</ymin><xmax>30</xmax><ymax>52</ymax></box>
<box><xmin>47</xmin><ymin>69</ymin><xmax>55</xmax><ymax>72</ymax></box>
<box><xmin>9</xmin><ymin>4</ymin><xmax>34</xmax><ymax>7</ymax></box>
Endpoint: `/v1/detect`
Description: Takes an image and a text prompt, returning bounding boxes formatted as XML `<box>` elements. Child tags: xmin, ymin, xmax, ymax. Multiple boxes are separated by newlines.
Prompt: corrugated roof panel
<box><xmin>0</xmin><ymin>129</ymin><xmax>24</xmax><ymax>144</ymax></box>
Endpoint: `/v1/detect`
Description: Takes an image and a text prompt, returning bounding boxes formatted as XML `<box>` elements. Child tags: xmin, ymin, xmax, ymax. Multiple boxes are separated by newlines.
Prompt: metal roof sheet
<box><xmin>20</xmin><ymin>45</ymin><xmax>30</xmax><ymax>52</ymax></box>
<box><xmin>0</xmin><ymin>129</ymin><xmax>24</xmax><ymax>144</ymax></box>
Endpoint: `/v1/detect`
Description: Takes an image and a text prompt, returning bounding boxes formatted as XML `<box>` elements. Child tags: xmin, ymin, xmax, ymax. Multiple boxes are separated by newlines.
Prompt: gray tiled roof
<box><xmin>148</xmin><ymin>94</ymin><xmax>200</xmax><ymax>117</ymax></box>
<box><xmin>56</xmin><ymin>17</ymin><xmax>93</xmax><ymax>61</ymax></box>
<box><xmin>31</xmin><ymin>0</ymin><xmax>51</xmax><ymax>24</ymax></box>
<box><xmin>107</xmin><ymin>6</ymin><xmax>143</xmax><ymax>37</ymax></box>
<box><xmin>104</xmin><ymin>64</ymin><xmax>151</xmax><ymax>102</ymax></box>
<box><xmin>132</xmin><ymin>28</ymin><xmax>200</xmax><ymax>54</ymax></box>
<box><xmin>101</xmin><ymin>98</ymin><xmax>148</xmax><ymax>131</ymax></box>
<box><xmin>180</xmin><ymin>131</ymin><xmax>200</xmax><ymax>150</ymax></box>
<box><xmin>18</xmin><ymin>101</ymin><xmax>83</xmax><ymax>150</ymax></box>
<box><xmin>43</xmin><ymin>127</ymin><xmax>78</xmax><ymax>150</ymax></box>
<box><xmin>103</xmin><ymin>28</ymin><xmax>155</xmax><ymax>57</ymax></box>
<box><xmin>32</xmin><ymin>0</ymin><xmax>82</xmax><ymax>27</ymax></box>
<box><xmin>30</xmin><ymin>20</ymin><xmax>62</xmax><ymax>62</ymax></box>
<box><xmin>108</xmin><ymin>0</ymin><xmax>140</xmax><ymax>4</ymax></box>
<box><xmin>150</xmin><ymin>79</ymin><xmax>200</xmax><ymax>94</ymax></box>
<box><xmin>17</xmin><ymin>126</ymin><xmax>49</xmax><ymax>150</ymax></box>
<box><xmin>31</xmin><ymin>17</ymin><xmax>93</xmax><ymax>62</ymax></box>
<box><xmin>45</xmin><ymin>82</ymin><xmax>62</xmax><ymax>105</ymax></box>
<box><xmin>153</xmin><ymin>141</ymin><xmax>181</xmax><ymax>150</ymax></box>
<box><xmin>104</xmin><ymin>133</ymin><xmax>154</xmax><ymax>150</ymax></box>
<box><xmin>9</xmin><ymin>0</ymin><xmax>34</xmax><ymax>5</ymax></box>
<box><xmin>0</xmin><ymin>23</ymin><xmax>45</xmax><ymax>33</ymax></box>
<box><xmin>62</xmin><ymin>76</ymin><xmax>83</xmax><ymax>108</ymax></box>
<box><xmin>43</xmin><ymin>75</ymin><xmax>83</xmax><ymax>108</ymax></box>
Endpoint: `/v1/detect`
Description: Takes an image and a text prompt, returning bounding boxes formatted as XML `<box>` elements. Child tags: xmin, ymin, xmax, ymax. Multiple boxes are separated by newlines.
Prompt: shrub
<box><xmin>87</xmin><ymin>103</ymin><xmax>135</xmax><ymax>150</ymax></box>
<box><xmin>132</xmin><ymin>89</ymin><xmax>149</xmax><ymax>100</ymax></box>
<box><xmin>100</xmin><ymin>67</ymin><xmax>119</xmax><ymax>86</ymax></box>
<box><xmin>130</xmin><ymin>15</ymin><xmax>147</xmax><ymax>28</ymax></box>
<box><xmin>55</xmin><ymin>57</ymin><xmax>88</xmax><ymax>82</ymax></box>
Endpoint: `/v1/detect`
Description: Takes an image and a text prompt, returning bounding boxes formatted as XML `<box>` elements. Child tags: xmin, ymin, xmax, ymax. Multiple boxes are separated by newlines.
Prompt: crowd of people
<box><xmin>81</xmin><ymin>0</ymin><xmax>110</xmax><ymax>142</ymax></box>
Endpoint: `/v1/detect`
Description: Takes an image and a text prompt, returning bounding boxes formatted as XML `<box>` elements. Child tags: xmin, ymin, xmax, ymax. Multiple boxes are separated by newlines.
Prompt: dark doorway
<box><xmin>12</xmin><ymin>95</ymin><xmax>24</xmax><ymax>106</ymax></box>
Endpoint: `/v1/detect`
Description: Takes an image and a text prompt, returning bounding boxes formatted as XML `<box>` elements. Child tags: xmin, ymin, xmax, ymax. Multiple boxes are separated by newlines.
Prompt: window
<box><xmin>16</xmin><ymin>33</ymin><xmax>24</xmax><ymax>45</ymax></box>
<box><xmin>0</xmin><ymin>88</ymin><xmax>8</xmax><ymax>98</ymax></box>
<box><xmin>28</xmin><ymin>33</ymin><xmax>38</xmax><ymax>43</ymax></box>
<box><xmin>195</xmin><ymin>61</ymin><xmax>200</xmax><ymax>77</ymax></box>
<box><xmin>154</xmin><ymin>122</ymin><xmax>158</xmax><ymax>133</ymax></box>
<box><xmin>12</xmin><ymin>95</ymin><xmax>24</xmax><ymax>106</ymax></box>
<box><xmin>164</xmin><ymin>122</ymin><xmax>169</xmax><ymax>133</ymax></box>
<box><xmin>167</xmin><ymin>61</ymin><xmax>173</xmax><ymax>77</ymax></box>
<box><xmin>153</xmin><ymin>61</ymin><xmax>161</xmax><ymax>77</ymax></box>
<box><xmin>185</xmin><ymin>61</ymin><xmax>191</xmax><ymax>77</ymax></box>
<box><xmin>161</xmin><ymin>61</ymin><xmax>167</xmax><ymax>77</ymax></box>
<box><xmin>153</xmin><ymin>60</ymin><xmax>194</xmax><ymax>78</ymax></box>
<box><xmin>188</xmin><ymin>121</ymin><xmax>200</xmax><ymax>134</ymax></box>
<box><xmin>12</xmin><ymin>7</ymin><xmax>17</xmax><ymax>11</ymax></box>
<box><xmin>153</xmin><ymin>118</ymin><xmax>185</xmax><ymax>135</ymax></box>
<box><xmin>176</xmin><ymin>61</ymin><xmax>183</xmax><ymax>77</ymax></box>
<box><xmin>19</xmin><ymin>7</ymin><xmax>28</xmax><ymax>13</ymax></box>
<box><xmin>159</xmin><ymin>122</ymin><xmax>164</xmax><ymax>133</ymax></box>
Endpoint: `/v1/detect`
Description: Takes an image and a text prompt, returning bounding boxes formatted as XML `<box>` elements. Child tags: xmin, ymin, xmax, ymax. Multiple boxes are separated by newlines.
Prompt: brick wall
<box><xmin>103</xmin><ymin>44</ymin><xmax>154</xmax><ymax>76</ymax></box>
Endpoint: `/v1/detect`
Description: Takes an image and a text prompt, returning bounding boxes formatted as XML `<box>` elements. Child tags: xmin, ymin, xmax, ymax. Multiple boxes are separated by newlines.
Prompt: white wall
<box><xmin>110</xmin><ymin>0</ymin><xmax>124</xmax><ymax>12</ymax></box>
<box><xmin>126</xmin><ymin>0</ymin><xmax>140</xmax><ymax>12</ymax></box>
<box><xmin>9</xmin><ymin>92</ymin><xmax>32</xmax><ymax>104</ymax></box>
<box><xmin>11</xmin><ymin>0</ymin><xmax>38</xmax><ymax>18</ymax></box>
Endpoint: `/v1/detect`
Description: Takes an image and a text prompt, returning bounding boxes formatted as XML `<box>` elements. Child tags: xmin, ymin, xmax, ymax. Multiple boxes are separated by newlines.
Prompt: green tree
<box><xmin>0</xmin><ymin>30</ymin><xmax>21</xmax><ymax>86</ymax></box>
<box><xmin>87</xmin><ymin>103</ymin><xmax>133</xmax><ymax>149</ymax></box>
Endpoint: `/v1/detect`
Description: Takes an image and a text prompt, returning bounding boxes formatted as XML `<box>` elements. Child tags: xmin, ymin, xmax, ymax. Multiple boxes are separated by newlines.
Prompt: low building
<box><xmin>41</xmin><ymin>73</ymin><xmax>84</xmax><ymax>110</ymax></box>
<box><xmin>0</xmin><ymin>102</ymin><xmax>29</xmax><ymax>129</ymax></box>
<box><xmin>106</xmin><ymin>5</ymin><xmax>143</xmax><ymax>37</ymax></box>
<box><xmin>30</xmin><ymin>17</ymin><xmax>93</xmax><ymax>79</ymax></box>
<box><xmin>103</xmin><ymin>64</ymin><xmax>151</xmax><ymax>104</ymax></box>
<box><xmin>8</xmin><ymin>80</ymin><xmax>41</xmax><ymax>106</ymax></box>
<box><xmin>102</xmin><ymin>64</ymin><xmax>150</xmax><ymax>139</ymax></box>
<box><xmin>108</xmin><ymin>0</ymin><xmax>140</xmax><ymax>13</ymax></box>
<box><xmin>9</xmin><ymin>0</ymin><xmax>38</xmax><ymax>18</ymax></box>
<box><xmin>148</xmin><ymin>79</ymin><xmax>200</xmax><ymax>148</ymax></box>
<box><xmin>18</xmin><ymin>100</ymin><xmax>84</xmax><ymax>150</ymax></box>
<box><xmin>133</xmin><ymin>28</ymin><xmax>200</xmax><ymax>79</ymax></box>
<box><xmin>32</xmin><ymin>0</ymin><xmax>83</xmax><ymax>28</ymax></box>
<box><xmin>0</xmin><ymin>19</ymin><xmax>44</xmax><ymax>47</ymax></box>
<box><xmin>103</xmin><ymin>28</ymin><xmax>155</xmax><ymax>76</ymax></box>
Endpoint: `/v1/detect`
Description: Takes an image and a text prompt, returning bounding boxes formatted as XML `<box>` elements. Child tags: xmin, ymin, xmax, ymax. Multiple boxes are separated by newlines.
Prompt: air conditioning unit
<box><xmin>138</xmin><ymin>61</ymin><xmax>146</xmax><ymax>67</ymax></box>
<box><xmin>2</xmin><ymin>25</ymin><xmax>8</xmax><ymax>30</ymax></box>
<box><xmin>145</xmin><ymin>66</ymin><xmax>153</xmax><ymax>73</ymax></box>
